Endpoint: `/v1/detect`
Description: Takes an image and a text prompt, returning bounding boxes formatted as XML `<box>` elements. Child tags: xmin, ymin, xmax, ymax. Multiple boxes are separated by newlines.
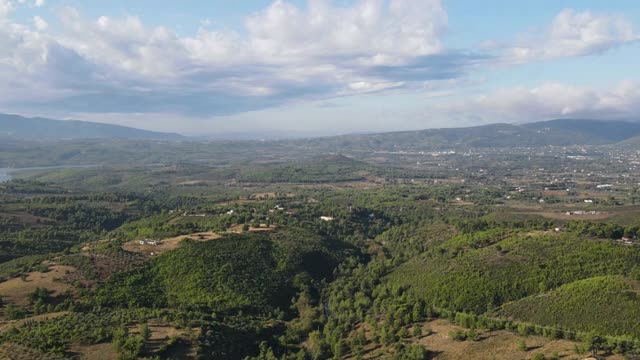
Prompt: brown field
<box><xmin>542</xmin><ymin>190</ymin><xmax>570</xmax><ymax>196</ymax></box>
<box><xmin>123</xmin><ymin>224</ymin><xmax>277</xmax><ymax>256</ymax></box>
<box><xmin>122</xmin><ymin>231</ymin><xmax>222</xmax><ymax>255</ymax></box>
<box><xmin>505</xmin><ymin>203</ymin><xmax>546</xmax><ymax>211</ymax></box>
<box><xmin>250</xmin><ymin>192</ymin><xmax>278</xmax><ymax>199</ymax></box>
<box><xmin>135</xmin><ymin>324</ymin><xmax>197</xmax><ymax>356</ymax></box>
<box><xmin>227</xmin><ymin>224</ymin><xmax>277</xmax><ymax>233</ymax></box>
<box><xmin>67</xmin><ymin>324</ymin><xmax>197</xmax><ymax>360</ymax></box>
<box><xmin>69</xmin><ymin>343</ymin><xmax>116</xmax><ymax>360</ymax></box>
<box><xmin>450</xmin><ymin>200</ymin><xmax>475</xmax><ymax>206</ymax></box>
<box><xmin>297</xmin><ymin>180</ymin><xmax>384</xmax><ymax>190</ymax></box>
<box><xmin>0</xmin><ymin>265</ymin><xmax>76</xmax><ymax>306</ymax></box>
<box><xmin>533</xmin><ymin>211</ymin><xmax>614</xmax><ymax>220</ymax></box>
<box><xmin>357</xmin><ymin>319</ymin><xmax>624</xmax><ymax>360</ymax></box>
<box><xmin>417</xmin><ymin>319</ymin><xmax>574</xmax><ymax>360</ymax></box>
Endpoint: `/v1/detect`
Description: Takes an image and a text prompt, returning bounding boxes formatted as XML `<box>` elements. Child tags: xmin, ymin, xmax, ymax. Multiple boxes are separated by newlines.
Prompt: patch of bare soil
<box><xmin>0</xmin><ymin>265</ymin><xmax>76</xmax><ymax>306</ymax></box>
<box><xmin>354</xmin><ymin>319</ymin><xmax>625</xmax><ymax>360</ymax></box>
<box><xmin>68</xmin><ymin>343</ymin><xmax>116</xmax><ymax>360</ymax></box>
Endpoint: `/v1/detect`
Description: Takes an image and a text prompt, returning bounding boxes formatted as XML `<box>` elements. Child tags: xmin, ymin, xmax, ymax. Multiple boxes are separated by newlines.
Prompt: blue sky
<box><xmin>1</xmin><ymin>0</ymin><xmax>639</xmax><ymax>136</ymax></box>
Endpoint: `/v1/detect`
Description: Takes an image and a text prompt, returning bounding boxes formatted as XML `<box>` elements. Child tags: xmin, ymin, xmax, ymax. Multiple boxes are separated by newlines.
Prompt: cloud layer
<box><xmin>438</xmin><ymin>80</ymin><xmax>640</xmax><ymax>125</ymax></box>
<box><xmin>1</xmin><ymin>0</ymin><xmax>480</xmax><ymax>116</ymax></box>
<box><xmin>0</xmin><ymin>1</ymin><xmax>639</xmax><ymax>133</ymax></box>
<box><xmin>505</xmin><ymin>9</ymin><xmax>639</xmax><ymax>62</ymax></box>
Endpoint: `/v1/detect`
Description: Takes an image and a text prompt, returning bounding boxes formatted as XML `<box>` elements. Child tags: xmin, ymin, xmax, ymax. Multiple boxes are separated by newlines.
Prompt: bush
<box><xmin>519</xmin><ymin>339</ymin><xmax>527</xmax><ymax>351</ymax></box>
<box><xmin>449</xmin><ymin>330</ymin><xmax>467</xmax><ymax>341</ymax></box>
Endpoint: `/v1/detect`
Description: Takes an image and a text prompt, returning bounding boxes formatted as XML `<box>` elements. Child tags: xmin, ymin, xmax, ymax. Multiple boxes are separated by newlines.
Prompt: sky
<box><xmin>1</xmin><ymin>0</ymin><xmax>639</xmax><ymax>137</ymax></box>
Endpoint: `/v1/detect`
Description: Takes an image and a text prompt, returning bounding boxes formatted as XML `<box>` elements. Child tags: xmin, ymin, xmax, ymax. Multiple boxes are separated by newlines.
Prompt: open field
<box><xmin>0</xmin><ymin>265</ymin><xmax>75</xmax><ymax>305</ymax></box>
<box><xmin>416</xmin><ymin>319</ymin><xmax>610</xmax><ymax>360</ymax></box>
<box><xmin>122</xmin><ymin>224</ymin><xmax>277</xmax><ymax>257</ymax></box>
<box><xmin>68</xmin><ymin>343</ymin><xmax>116</xmax><ymax>360</ymax></box>
<box><xmin>122</xmin><ymin>231</ymin><xmax>222</xmax><ymax>255</ymax></box>
<box><xmin>135</xmin><ymin>324</ymin><xmax>197</xmax><ymax>356</ymax></box>
<box><xmin>528</xmin><ymin>211</ymin><xmax>614</xmax><ymax>220</ymax></box>
<box><xmin>227</xmin><ymin>224</ymin><xmax>277</xmax><ymax>233</ymax></box>
<box><xmin>357</xmin><ymin>319</ymin><xmax>624</xmax><ymax>360</ymax></box>
<box><xmin>67</xmin><ymin>324</ymin><xmax>197</xmax><ymax>360</ymax></box>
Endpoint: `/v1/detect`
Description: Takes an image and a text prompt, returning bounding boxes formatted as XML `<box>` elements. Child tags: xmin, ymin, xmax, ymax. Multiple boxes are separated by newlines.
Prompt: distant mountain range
<box><xmin>0</xmin><ymin>113</ymin><xmax>184</xmax><ymax>140</ymax></box>
<box><xmin>2</xmin><ymin>113</ymin><xmax>639</xmax><ymax>148</ymax></box>
<box><xmin>300</xmin><ymin>118</ymin><xmax>640</xmax><ymax>151</ymax></box>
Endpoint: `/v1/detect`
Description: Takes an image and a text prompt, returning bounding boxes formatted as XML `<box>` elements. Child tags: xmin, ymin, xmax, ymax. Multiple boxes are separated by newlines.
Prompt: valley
<box><xmin>1</xmin><ymin>119</ymin><xmax>640</xmax><ymax>359</ymax></box>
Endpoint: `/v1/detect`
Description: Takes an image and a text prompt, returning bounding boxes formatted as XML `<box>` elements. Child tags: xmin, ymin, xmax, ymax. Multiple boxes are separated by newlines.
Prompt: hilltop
<box><xmin>0</xmin><ymin>113</ymin><xmax>184</xmax><ymax>140</ymax></box>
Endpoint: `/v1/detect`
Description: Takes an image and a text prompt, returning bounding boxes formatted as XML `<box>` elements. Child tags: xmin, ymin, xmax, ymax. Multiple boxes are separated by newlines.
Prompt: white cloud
<box><xmin>243</xmin><ymin>0</ymin><xmax>446</xmax><ymax>62</ymax></box>
<box><xmin>32</xmin><ymin>15</ymin><xmax>46</xmax><ymax>30</ymax></box>
<box><xmin>53</xmin><ymin>0</ymin><xmax>448</xmax><ymax>77</ymax></box>
<box><xmin>0</xmin><ymin>0</ymin><xmax>466</xmax><ymax>117</ymax></box>
<box><xmin>2</xmin><ymin>1</ymin><xmax>637</xmax><ymax>135</ymax></box>
<box><xmin>0</xmin><ymin>0</ymin><xmax>14</xmax><ymax>18</ymax></box>
<box><xmin>437</xmin><ymin>81</ymin><xmax>640</xmax><ymax>125</ymax></box>
<box><xmin>505</xmin><ymin>9</ymin><xmax>639</xmax><ymax>62</ymax></box>
<box><xmin>34</xmin><ymin>0</ymin><xmax>44</xmax><ymax>7</ymax></box>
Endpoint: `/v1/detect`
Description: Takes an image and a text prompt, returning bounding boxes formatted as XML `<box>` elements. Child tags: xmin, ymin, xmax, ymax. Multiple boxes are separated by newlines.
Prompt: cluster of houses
<box><xmin>565</xmin><ymin>210</ymin><xmax>602</xmax><ymax>216</ymax></box>
<box><xmin>268</xmin><ymin>205</ymin><xmax>285</xmax><ymax>213</ymax></box>
<box><xmin>139</xmin><ymin>239</ymin><xmax>160</xmax><ymax>246</ymax></box>
<box><xmin>596</xmin><ymin>184</ymin><xmax>613</xmax><ymax>189</ymax></box>
<box><xmin>169</xmin><ymin>209</ymin><xmax>207</xmax><ymax>217</ymax></box>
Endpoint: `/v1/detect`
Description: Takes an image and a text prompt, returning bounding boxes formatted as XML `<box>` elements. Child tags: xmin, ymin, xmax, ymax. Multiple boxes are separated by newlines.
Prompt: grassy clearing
<box><xmin>417</xmin><ymin>319</ymin><xmax>575</xmax><ymax>360</ymax></box>
<box><xmin>68</xmin><ymin>343</ymin><xmax>116</xmax><ymax>360</ymax></box>
<box><xmin>356</xmin><ymin>319</ymin><xmax>625</xmax><ymax>360</ymax></box>
<box><xmin>0</xmin><ymin>265</ymin><xmax>75</xmax><ymax>305</ymax></box>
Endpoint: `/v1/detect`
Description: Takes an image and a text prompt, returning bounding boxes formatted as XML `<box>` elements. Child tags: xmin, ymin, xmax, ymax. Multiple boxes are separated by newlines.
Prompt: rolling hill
<box><xmin>0</xmin><ymin>113</ymin><xmax>184</xmax><ymax>140</ymax></box>
<box><xmin>388</xmin><ymin>230</ymin><xmax>640</xmax><ymax>337</ymax></box>
<box><xmin>497</xmin><ymin>276</ymin><xmax>640</xmax><ymax>337</ymax></box>
<box><xmin>301</xmin><ymin>118</ymin><xmax>640</xmax><ymax>151</ymax></box>
<box><xmin>522</xmin><ymin>119</ymin><xmax>640</xmax><ymax>144</ymax></box>
<box><xmin>93</xmin><ymin>230</ymin><xmax>352</xmax><ymax>313</ymax></box>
